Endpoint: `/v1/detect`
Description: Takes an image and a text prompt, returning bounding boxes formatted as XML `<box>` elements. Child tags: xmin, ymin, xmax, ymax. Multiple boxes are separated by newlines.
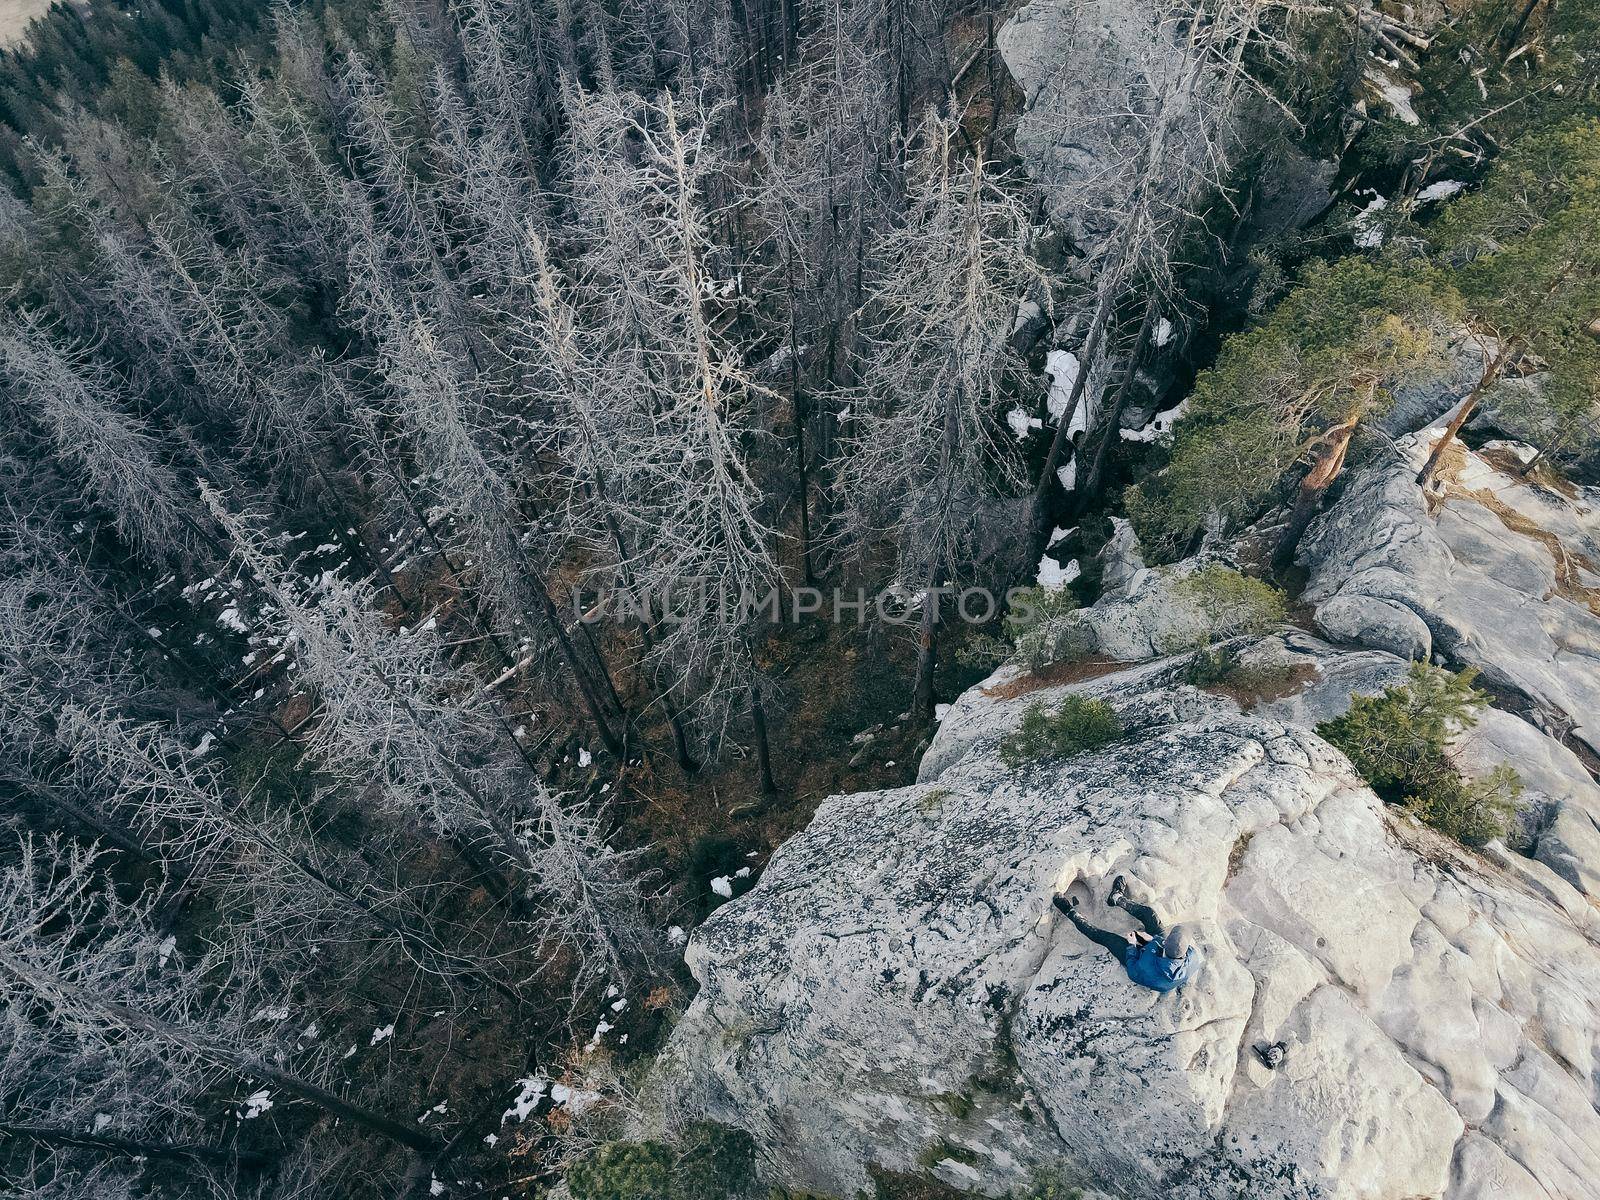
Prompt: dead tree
<box><xmin>0</xmin><ymin>836</ymin><xmax>444</xmax><ymax>1157</ymax></box>
<box><xmin>832</xmin><ymin>116</ymin><xmax>1041</xmax><ymax>725</ymax></box>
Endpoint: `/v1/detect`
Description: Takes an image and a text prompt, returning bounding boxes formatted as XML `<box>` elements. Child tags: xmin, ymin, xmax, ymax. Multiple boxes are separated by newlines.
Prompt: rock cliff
<box><xmin>661</xmin><ymin>434</ymin><xmax>1600</xmax><ymax>1200</ymax></box>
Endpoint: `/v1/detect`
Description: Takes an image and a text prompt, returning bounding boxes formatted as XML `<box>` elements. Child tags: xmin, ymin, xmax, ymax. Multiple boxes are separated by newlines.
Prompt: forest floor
<box><xmin>620</xmin><ymin>608</ymin><xmax>1002</xmax><ymax>930</ymax></box>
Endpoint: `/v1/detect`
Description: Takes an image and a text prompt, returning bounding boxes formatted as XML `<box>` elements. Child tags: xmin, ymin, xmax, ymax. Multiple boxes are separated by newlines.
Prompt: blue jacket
<box><xmin>1125</xmin><ymin>938</ymin><xmax>1198</xmax><ymax>992</ymax></box>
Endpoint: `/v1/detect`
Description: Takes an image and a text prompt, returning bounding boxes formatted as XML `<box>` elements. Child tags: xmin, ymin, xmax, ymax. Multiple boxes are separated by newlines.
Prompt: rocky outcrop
<box><xmin>1299</xmin><ymin>423</ymin><xmax>1600</xmax><ymax>898</ymax></box>
<box><xmin>1302</xmin><ymin>426</ymin><xmax>1600</xmax><ymax>756</ymax></box>
<box><xmin>663</xmin><ymin>640</ymin><xmax>1600</xmax><ymax>1199</ymax></box>
<box><xmin>659</xmin><ymin>394</ymin><xmax>1600</xmax><ymax>1200</ymax></box>
<box><xmin>998</xmin><ymin>0</ymin><xmax>1335</xmax><ymax>264</ymax></box>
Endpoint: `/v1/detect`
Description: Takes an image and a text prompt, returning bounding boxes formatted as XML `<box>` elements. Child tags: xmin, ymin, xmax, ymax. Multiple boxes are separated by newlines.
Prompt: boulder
<box><xmin>1097</xmin><ymin>516</ymin><xmax>1146</xmax><ymax>598</ymax></box>
<box><xmin>1300</xmin><ymin>427</ymin><xmax>1600</xmax><ymax>756</ymax></box>
<box><xmin>997</xmin><ymin>0</ymin><xmax>1214</xmax><ymax>253</ymax></box>
<box><xmin>662</xmin><ymin>653</ymin><xmax>1600</xmax><ymax>1199</ymax></box>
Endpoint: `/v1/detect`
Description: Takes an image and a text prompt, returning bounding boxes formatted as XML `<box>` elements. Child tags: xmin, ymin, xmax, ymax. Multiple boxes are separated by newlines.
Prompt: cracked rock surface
<box><xmin>661</xmin><ymin>426</ymin><xmax>1600</xmax><ymax>1200</ymax></box>
<box><xmin>659</xmin><ymin>432</ymin><xmax>1600</xmax><ymax>1200</ymax></box>
<box><xmin>662</xmin><ymin>647</ymin><xmax>1600</xmax><ymax>1198</ymax></box>
<box><xmin>1301</xmin><ymin>430</ymin><xmax>1600</xmax><ymax>757</ymax></box>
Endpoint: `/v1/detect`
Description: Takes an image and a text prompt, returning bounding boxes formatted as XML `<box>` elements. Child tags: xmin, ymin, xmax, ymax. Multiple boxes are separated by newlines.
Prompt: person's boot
<box><xmin>1107</xmin><ymin>874</ymin><xmax>1127</xmax><ymax>909</ymax></box>
<box><xmin>1054</xmin><ymin>892</ymin><xmax>1079</xmax><ymax>914</ymax></box>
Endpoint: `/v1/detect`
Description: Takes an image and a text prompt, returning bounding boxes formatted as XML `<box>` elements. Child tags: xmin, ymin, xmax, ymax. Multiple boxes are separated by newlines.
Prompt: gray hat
<box><xmin>1163</xmin><ymin>924</ymin><xmax>1192</xmax><ymax>960</ymax></box>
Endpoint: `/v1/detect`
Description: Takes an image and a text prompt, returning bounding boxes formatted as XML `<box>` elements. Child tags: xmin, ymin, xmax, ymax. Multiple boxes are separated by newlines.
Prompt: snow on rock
<box><xmin>1006</xmin><ymin>407</ymin><xmax>1043</xmax><ymax>439</ymax></box>
<box><xmin>1122</xmin><ymin>399</ymin><xmax>1188</xmax><ymax>444</ymax></box>
<box><xmin>549</xmin><ymin>1082</ymin><xmax>600</xmax><ymax>1116</ymax></box>
<box><xmin>1035</xmin><ymin>554</ymin><xmax>1079</xmax><ymax>592</ymax></box>
<box><xmin>1417</xmin><ymin>179</ymin><xmax>1465</xmax><ymax>204</ymax></box>
<box><xmin>1153</xmin><ymin>316</ymin><xmax>1176</xmax><ymax>347</ymax></box>
<box><xmin>661</xmin><ymin>633</ymin><xmax>1600</xmax><ymax>1199</ymax></box>
<box><xmin>1353</xmin><ymin>193</ymin><xmax>1389</xmax><ymax>248</ymax></box>
<box><xmin>1044</xmin><ymin>349</ymin><xmax>1083</xmax><ymax>429</ymax></box>
<box><xmin>1368</xmin><ymin>66</ymin><xmax>1421</xmax><ymax>125</ymax></box>
<box><xmin>216</xmin><ymin>606</ymin><xmax>249</xmax><ymax>635</ymax></box>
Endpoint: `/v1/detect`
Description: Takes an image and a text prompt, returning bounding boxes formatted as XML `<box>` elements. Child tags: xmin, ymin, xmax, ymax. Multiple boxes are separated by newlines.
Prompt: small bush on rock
<box><xmin>1170</xmin><ymin>566</ymin><xmax>1288</xmax><ymax>644</ymax></box>
<box><xmin>1184</xmin><ymin>645</ymin><xmax>1305</xmax><ymax>704</ymax></box>
<box><xmin>1317</xmin><ymin>662</ymin><xmax>1521</xmax><ymax>846</ymax></box>
<box><xmin>1000</xmin><ymin>697</ymin><xmax>1123</xmax><ymax>766</ymax></box>
<box><xmin>1404</xmin><ymin>761</ymin><xmax>1523</xmax><ymax>848</ymax></box>
<box><xmin>1184</xmin><ymin>645</ymin><xmax>1239</xmax><ymax>687</ymax></box>
<box><xmin>1011</xmin><ymin>1170</ymin><xmax>1083</xmax><ymax>1200</ymax></box>
<box><xmin>1005</xmin><ymin>586</ymin><xmax>1086</xmax><ymax>671</ymax></box>
<box><xmin>566</xmin><ymin>1121</ymin><xmax>756</xmax><ymax>1200</ymax></box>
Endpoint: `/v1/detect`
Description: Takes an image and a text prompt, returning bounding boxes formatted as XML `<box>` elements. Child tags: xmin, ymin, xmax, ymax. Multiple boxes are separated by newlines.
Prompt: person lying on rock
<box><xmin>1052</xmin><ymin>875</ymin><xmax>1199</xmax><ymax>993</ymax></box>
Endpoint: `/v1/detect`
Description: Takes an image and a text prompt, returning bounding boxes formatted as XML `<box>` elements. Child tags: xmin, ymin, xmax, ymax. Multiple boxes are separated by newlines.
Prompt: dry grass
<box><xmin>979</xmin><ymin>655</ymin><xmax>1125</xmax><ymax>700</ymax></box>
<box><xmin>1447</xmin><ymin>483</ymin><xmax>1600</xmax><ymax>617</ymax></box>
<box><xmin>1200</xmin><ymin>661</ymin><xmax>1318</xmax><ymax>712</ymax></box>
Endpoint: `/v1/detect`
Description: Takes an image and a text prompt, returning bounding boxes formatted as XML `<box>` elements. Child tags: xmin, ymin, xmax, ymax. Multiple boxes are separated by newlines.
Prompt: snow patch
<box><xmin>239</xmin><ymin>1089</ymin><xmax>273</xmax><ymax>1120</ymax></box>
<box><xmin>1122</xmin><ymin>400</ymin><xmax>1188</xmax><ymax>444</ymax></box>
<box><xmin>1369</xmin><ymin>69</ymin><xmax>1420</xmax><ymax>125</ymax></box>
<box><xmin>550</xmin><ymin>1083</ymin><xmax>600</xmax><ymax>1116</ymax></box>
<box><xmin>1036</xmin><ymin>556</ymin><xmax>1081</xmax><ymax>592</ymax></box>
<box><xmin>1045</xmin><ymin>349</ymin><xmax>1088</xmax><ymax>436</ymax></box>
<box><xmin>1005</xmin><ymin>407</ymin><xmax>1042</xmax><ymax>440</ymax></box>
<box><xmin>502</xmin><ymin>1077</ymin><xmax>547</xmax><ymax>1124</ymax></box>
<box><xmin>1417</xmin><ymin>179</ymin><xmax>1465</xmax><ymax>204</ymax></box>
<box><xmin>710</xmin><ymin>875</ymin><xmax>734</xmax><ymax>898</ymax></box>
<box><xmin>369</xmin><ymin>1023</ymin><xmax>394</xmax><ymax>1046</ymax></box>
<box><xmin>1353</xmin><ymin>194</ymin><xmax>1389</xmax><ymax>249</ymax></box>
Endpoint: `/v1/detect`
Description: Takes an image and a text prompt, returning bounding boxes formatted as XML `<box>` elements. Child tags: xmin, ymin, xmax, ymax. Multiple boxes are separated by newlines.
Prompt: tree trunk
<box><xmin>0</xmin><ymin>1122</ymin><xmax>269</xmax><ymax>1168</ymax></box>
<box><xmin>1077</xmin><ymin>298</ymin><xmax>1157</xmax><ymax>511</ymax></box>
<box><xmin>1500</xmin><ymin>0</ymin><xmax>1544</xmax><ymax>55</ymax></box>
<box><xmin>910</xmin><ymin>559</ymin><xmax>943</xmax><ymax>728</ymax></box>
<box><xmin>1416</xmin><ymin>341</ymin><xmax>1522</xmax><ymax>489</ymax></box>
<box><xmin>1271</xmin><ymin>414</ymin><xmax>1360</xmax><ymax>574</ymax></box>
<box><xmin>0</xmin><ymin>950</ymin><xmax>442</xmax><ymax>1157</ymax></box>
<box><xmin>787</xmin><ymin>255</ymin><xmax>817</xmax><ymax>588</ymax></box>
<box><xmin>749</xmin><ymin>678</ymin><xmax>777</xmax><ymax>797</ymax></box>
<box><xmin>3</xmin><ymin>774</ymin><xmax>147</xmax><ymax>860</ymax></box>
<box><xmin>1028</xmin><ymin>287</ymin><xmax>1116</xmax><ymax>555</ymax></box>
<box><xmin>98</xmin><ymin>1001</ymin><xmax>443</xmax><ymax>1155</ymax></box>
